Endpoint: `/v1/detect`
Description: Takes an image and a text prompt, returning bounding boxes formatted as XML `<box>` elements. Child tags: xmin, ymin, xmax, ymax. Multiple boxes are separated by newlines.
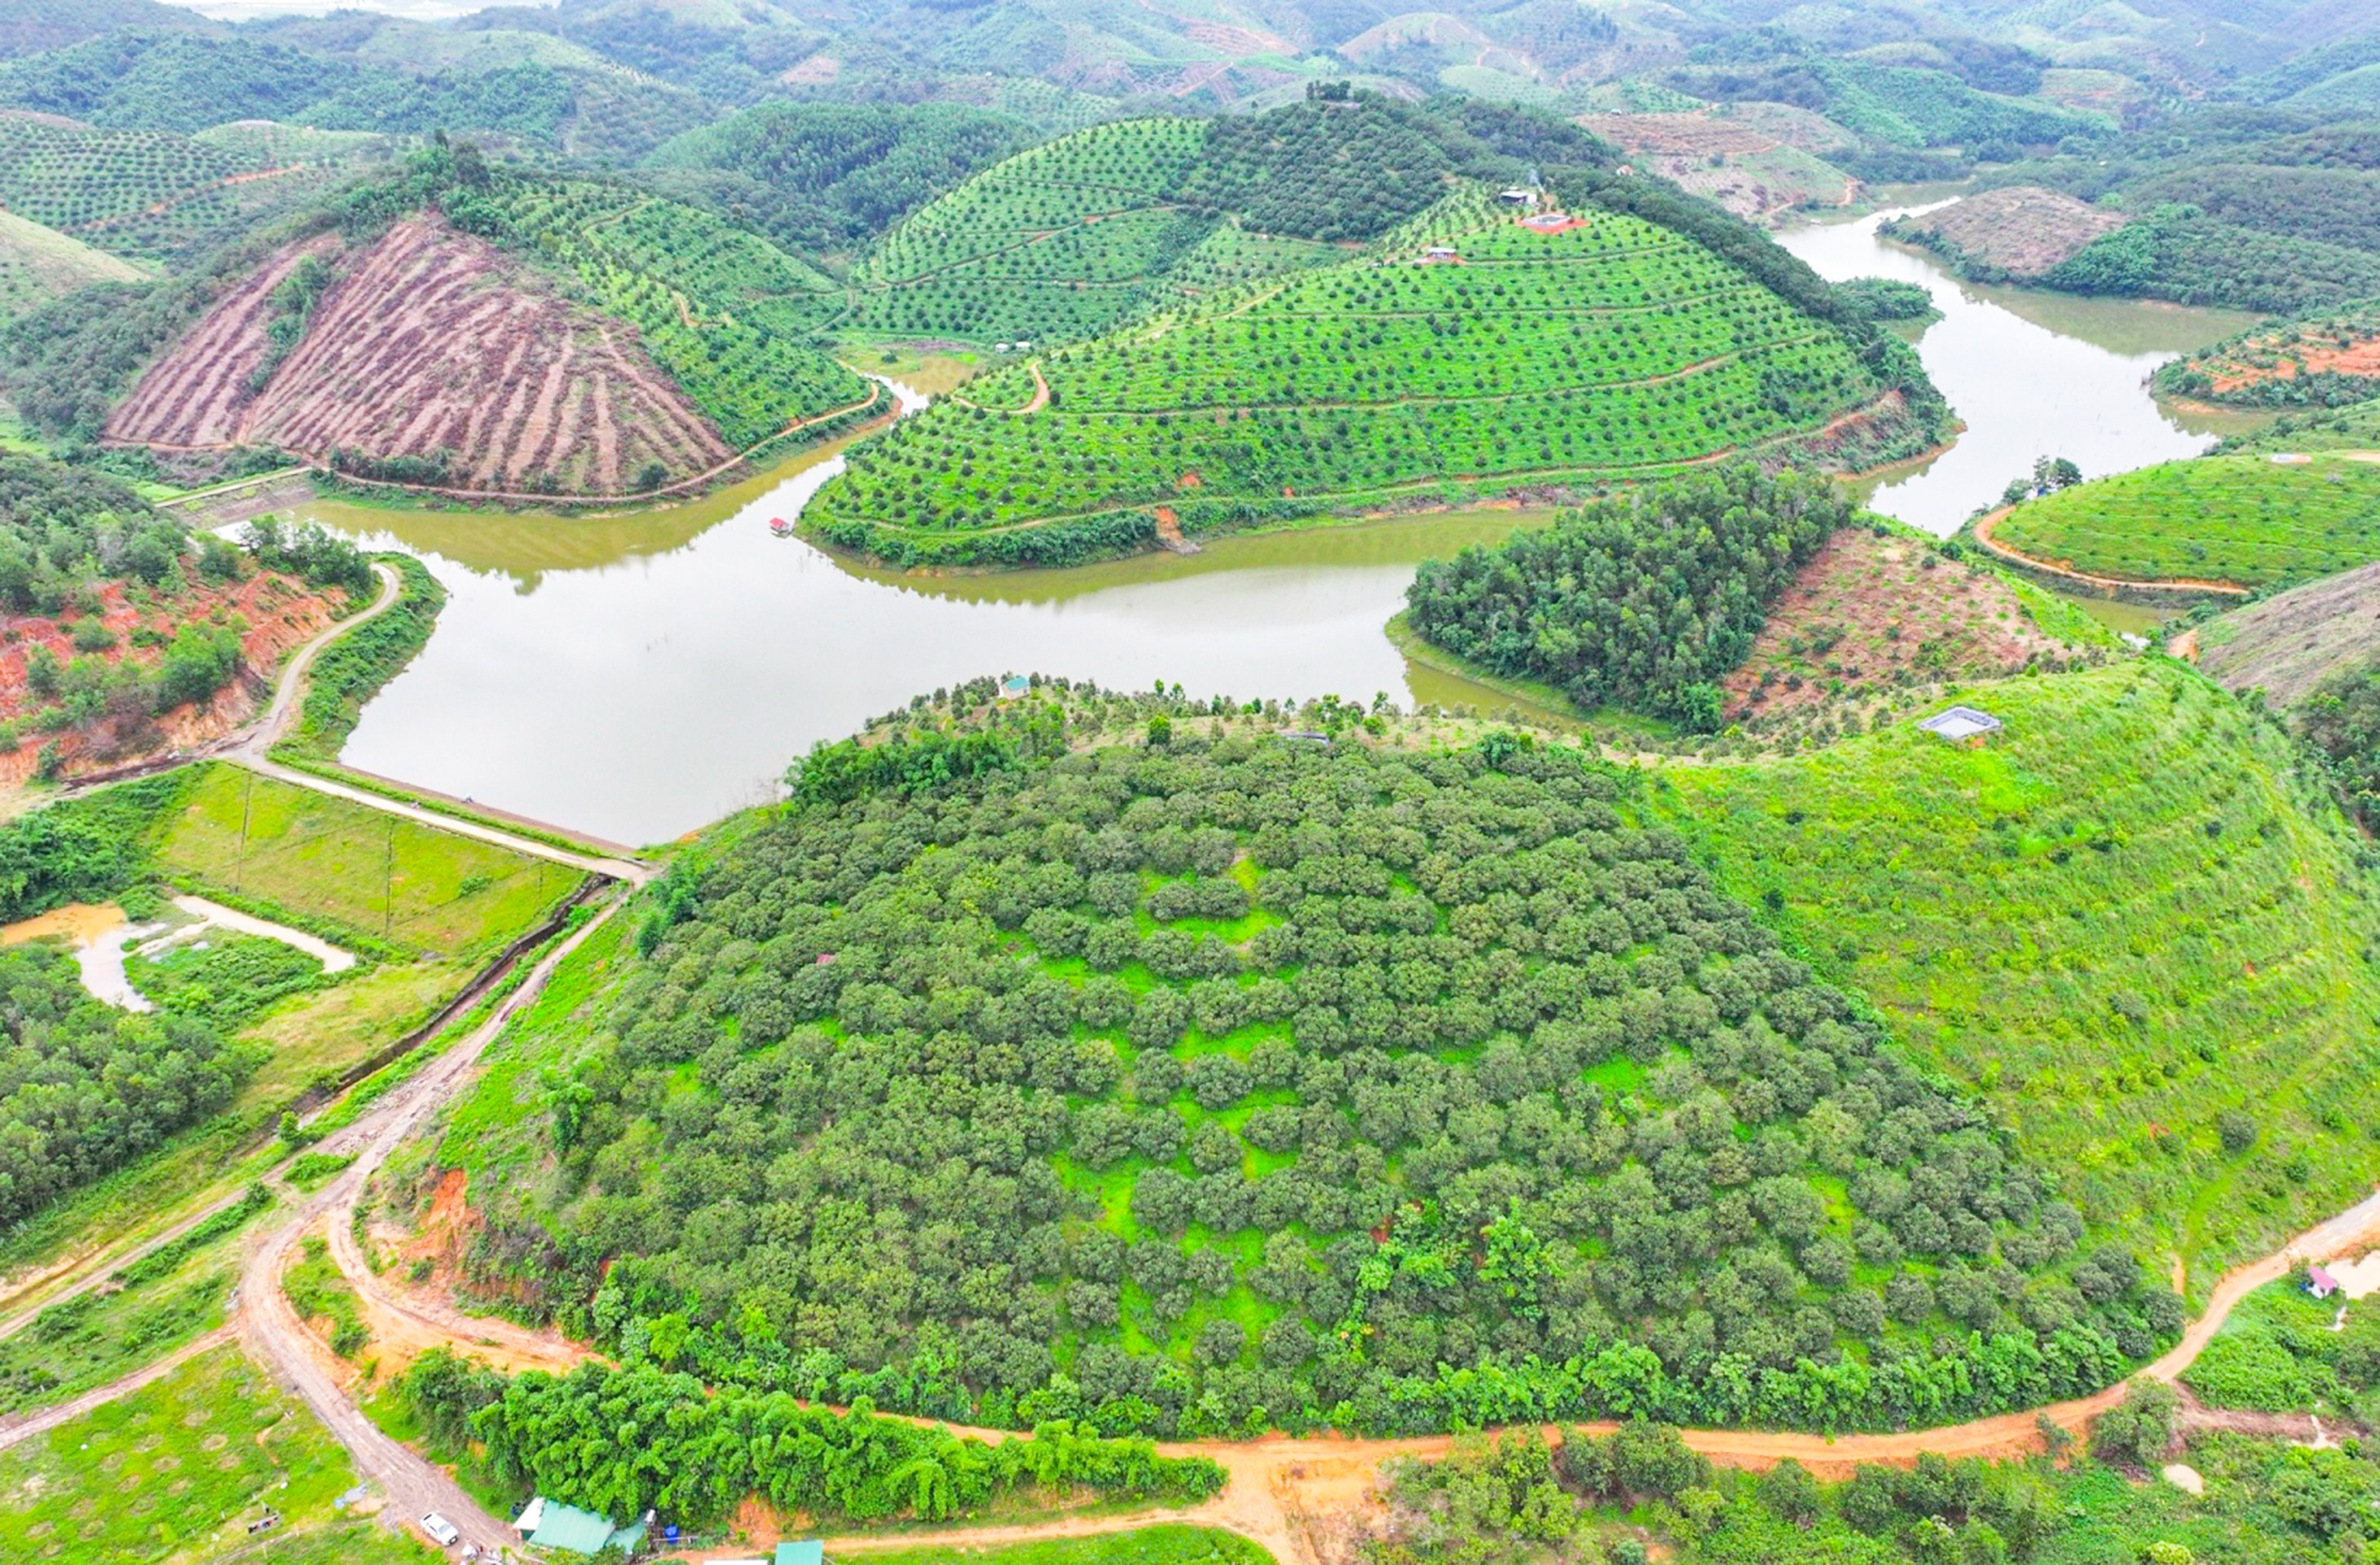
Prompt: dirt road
<box><xmin>0</xmin><ymin>1325</ymin><xmax>236</xmax><ymax>1454</ymax></box>
<box><xmin>238</xmin><ymin>895</ymin><xmax>630</xmax><ymax>1557</ymax></box>
<box><xmin>1970</xmin><ymin>505</ymin><xmax>2251</xmax><ymax>597</ymax></box>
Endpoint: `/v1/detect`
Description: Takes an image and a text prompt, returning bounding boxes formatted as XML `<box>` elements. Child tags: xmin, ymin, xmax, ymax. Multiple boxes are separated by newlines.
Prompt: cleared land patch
<box><xmin>1884</xmin><ymin>185</ymin><xmax>2129</xmax><ymax>276</ymax></box>
<box><xmin>2157</xmin><ymin>302</ymin><xmax>2380</xmax><ymax>408</ymax></box>
<box><xmin>1722</xmin><ymin>526</ymin><xmax>2091</xmax><ymax>721</ymax></box>
<box><xmin>1659</xmin><ymin>660</ymin><xmax>2380</xmax><ymax>1275</ymax></box>
<box><xmin>2195</xmin><ymin>560</ymin><xmax>2380</xmax><ymax>707</ymax></box>
<box><xmin>1580</xmin><ymin>112</ymin><xmax>1855</xmax><ymax>223</ymax></box>
<box><xmin>107</xmin><ymin>216</ymin><xmax>734</xmax><ymax>495</ymax></box>
<box><xmin>1986</xmin><ymin>453</ymin><xmax>2380</xmax><ymax>590</ymax></box>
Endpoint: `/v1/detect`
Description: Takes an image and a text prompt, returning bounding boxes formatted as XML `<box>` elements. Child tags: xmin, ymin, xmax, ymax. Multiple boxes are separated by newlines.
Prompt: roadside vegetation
<box><xmin>2187</xmin><ymin>1276</ymin><xmax>2380</xmax><ymax>1421</ymax></box>
<box><xmin>858</xmin><ymin>1528</ymin><xmax>1274</xmax><ymax>1565</ymax></box>
<box><xmin>1364</xmin><ymin>1415</ymin><xmax>2380</xmax><ymax>1565</ymax></box>
<box><xmin>394</xmin><ymin>1349</ymin><xmax>1222</xmax><ymax>1528</ymax></box>
<box><xmin>1655</xmin><ymin>661</ymin><xmax>2380</xmax><ymax>1276</ymax></box>
<box><xmin>1986</xmin><ymin>454</ymin><xmax>2380</xmax><ymax>589</ymax></box>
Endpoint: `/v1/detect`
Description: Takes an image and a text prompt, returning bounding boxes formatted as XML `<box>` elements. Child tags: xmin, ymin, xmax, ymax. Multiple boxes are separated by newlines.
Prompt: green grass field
<box><xmin>814</xmin><ymin>194</ymin><xmax>1897</xmax><ymax>566</ymax></box>
<box><xmin>1989</xmin><ymin>453</ymin><xmax>2380</xmax><ymax>589</ymax></box>
<box><xmin>844</xmin><ymin>1526</ymin><xmax>1276</xmax><ymax>1565</ymax></box>
<box><xmin>0</xmin><ymin>1345</ymin><xmax>427</xmax><ymax>1564</ymax></box>
<box><xmin>155</xmin><ymin>764</ymin><xmax>580</xmax><ymax>959</ymax></box>
<box><xmin>0</xmin><ymin>206</ymin><xmax>143</xmax><ymax>324</ymax></box>
<box><xmin>1655</xmin><ymin>660</ymin><xmax>2380</xmax><ymax>1277</ymax></box>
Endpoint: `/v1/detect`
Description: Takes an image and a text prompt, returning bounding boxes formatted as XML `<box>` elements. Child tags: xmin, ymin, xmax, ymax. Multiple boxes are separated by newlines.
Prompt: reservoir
<box><xmin>315</xmin><ymin>207</ymin><xmax>2261</xmax><ymax>844</ymax></box>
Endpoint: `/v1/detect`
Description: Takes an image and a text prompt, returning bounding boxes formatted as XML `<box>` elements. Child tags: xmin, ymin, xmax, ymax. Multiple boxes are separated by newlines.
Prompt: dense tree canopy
<box><xmin>460</xmin><ymin>693</ymin><xmax>2176</xmax><ymax>1441</ymax></box>
<box><xmin>0</xmin><ymin>942</ymin><xmax>251</xmax><ymax>1228</ymax></box>
<box><xmin>1405</xmin><ymin>465</ymin><xmax>1853</xmax><ymax>727</ymax></box>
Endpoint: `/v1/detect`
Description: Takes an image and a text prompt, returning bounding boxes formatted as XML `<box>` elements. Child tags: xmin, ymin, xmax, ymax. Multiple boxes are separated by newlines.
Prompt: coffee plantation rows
<box><xmin>443</xmin><ymin>690</ymin><xmax>2180</xmax><ymax>1440</ymax></box>
<box><xmin>0</xmin><ymin>117</ymin><xmax>373</xmax><ymax>266</ymax></box>
<box><xmin>851</xmin><ymin>117</ymin><xmax>1219</xmax><ymax>346</ymax></box>
<box><xmin>809</xmin><ymin>197</ymin><xmax>1902</xmax><ymax>566</ymax></box>
<box><xmin>847</xmin><ymin>96</ymin><xmax>1616</xmax><ymax>348</ymax></box>
<box><xmin>461</xmin><ymin>178</ymin><xmax>870</xmax><ymax>451</ymax></box>
<box><xmin>1987</xmin><ymin>453</ymin><xmax>2380</xmax><ymax>591</ymax></box>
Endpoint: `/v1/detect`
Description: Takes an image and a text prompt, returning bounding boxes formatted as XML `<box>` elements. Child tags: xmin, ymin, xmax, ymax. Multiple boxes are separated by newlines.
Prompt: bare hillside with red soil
<box><xmin>107</xmin><ymin>217</ymin><xmax>733</xmax><ymax>496</ymax></box>
<box><xmin>0</xmin><ymin>569</ymin><xmax>342</xmax><ymax>786</ymax></box>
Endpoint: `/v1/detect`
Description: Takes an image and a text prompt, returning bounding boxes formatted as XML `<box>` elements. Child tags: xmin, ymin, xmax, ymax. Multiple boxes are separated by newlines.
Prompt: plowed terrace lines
<box><xmin>105</xmin><ymin>215</ymin><xmax>736</xmax><ymax>497</ymax></box>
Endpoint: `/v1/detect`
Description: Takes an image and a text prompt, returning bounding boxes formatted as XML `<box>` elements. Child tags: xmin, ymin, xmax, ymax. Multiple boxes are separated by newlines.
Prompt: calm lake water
<box><xmin>315</xmin><ymin>215</ymin><xmax>2261</xmax><ymax>844</ymax></box>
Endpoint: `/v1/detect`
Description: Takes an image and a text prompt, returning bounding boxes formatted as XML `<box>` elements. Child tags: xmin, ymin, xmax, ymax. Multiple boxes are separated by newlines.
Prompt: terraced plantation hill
<box><xmin>103</xmin><ymin>163</ymin><xmax>871</xmax><ymax>496</ymax></box>
<box><xmin>2155</xmin><ymin>301</ymin><xmax>2380</xmax><ymax>411</ymax></box>
<box><xmin>848</xmin><ymin>96</ymin><xmax>1617</xmax><ymax>348</ymax></box>
<box><xmin>1659</xmin><ymin>659</ymin><xmax>2380</xmax><ymax>1277</ymax></box>
<box><xmin>812</xmin><ymin>193</ymin><xmax>1939</xmax><ymax>566</ymax></box>
<box><xmin>851</xmin><ymin>116</ymin><xmax>1334</xmax><ymax>347</ymax></box>
<box><xmin>0</xmin><ymin>207</ymin><xmax>143</xmax><ymax>325</ymax></box>
<box><xmin>443</xmin><ymin>690</ymin><xmax>2184</xmax><ymax>1440</ymax></box>
<box><xmin>0</xmin><ymin>112</ymin><xmax>390</xmax><ymax>266</ymax></box>
<box><xmin>1984</xmin><ymin>453</ymin><xmax>2380</xmax><ymax>591</ymax></box>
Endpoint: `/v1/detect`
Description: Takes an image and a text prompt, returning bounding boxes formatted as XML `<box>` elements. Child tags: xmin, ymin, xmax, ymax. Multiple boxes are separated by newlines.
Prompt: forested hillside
<box><xmin>813</xmin><ymin>190</ymin><xmax>1938</xmax><ymax>566</ymax></box>
<box><xmin>1405</xmin><ymin>467</ymin><xmax>1851</xmax><ymax>728</ymax></box>
<box><xmin>443</xmin><ymin>690</ymin><xmax>2179</xmax><ymax>1439</ymax></box>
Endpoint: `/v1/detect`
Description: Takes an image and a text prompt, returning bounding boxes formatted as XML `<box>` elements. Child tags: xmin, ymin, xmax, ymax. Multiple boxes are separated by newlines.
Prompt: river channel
<box><xmin>311</xmin><ymin>203</ymin><xmax>2263</xmax><ymax>844</ymax></box>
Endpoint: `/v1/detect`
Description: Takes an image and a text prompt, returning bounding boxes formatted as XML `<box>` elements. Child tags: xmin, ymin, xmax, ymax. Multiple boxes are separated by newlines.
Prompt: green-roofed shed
<box><xmin>776</xmin><ymin>1542</ymin><xmax>825</xmax><ymax>1565</ymax></box>
<box><xmin>527</xmin><ymin>1500</ymin><xmax>648</xmax><ymax>1555</ymax></box>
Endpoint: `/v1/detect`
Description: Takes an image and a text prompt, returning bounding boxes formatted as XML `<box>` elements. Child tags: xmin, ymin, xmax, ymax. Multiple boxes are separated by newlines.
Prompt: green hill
<box><xmin>1655</xmin><ymin>659</ymin><xmax>2380</xmax><ymax>1277</ymax></box>
<box><xmin>0</xmin><ymin>206</ymin><xmax>143</xmax><ymax>324</ymax></box>
<box><xmin>1986</xmin><ymin>454</ymin><xmax>2380</xmax><ymax>590</ymax></box>
<box><xmin>847</xmin><ymin>95</ymin><xmax>1616</xmax><ymax>349</ymax></box>
<box><xmin>438</xmin><ymin>689</ymin><xmax>2183</xmax><ymax>1440</ymax></box>
<box><xmin>848</xmin><ymin>116</ymin><xmax>1326</xmax><ymax>347</ymax></box>
<box><xmin>644</xmin><ymin>99</ymin><xmax>1036</xmax><ymax>258</ymax></box>
<box><xmin>810</xmin><ymin>191</ymin><xmax>1939</xmax><ymax>566</ymax></box>
<box><xmin>0</xmin><ymin>114</ymin><xmax>387</xmax><ymax>266</ymax></box>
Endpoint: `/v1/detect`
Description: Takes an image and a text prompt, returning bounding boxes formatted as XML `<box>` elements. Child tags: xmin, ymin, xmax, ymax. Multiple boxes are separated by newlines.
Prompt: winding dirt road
<box><xmin>1970</xmin><ymin>505</ymin><xmax>2250</xmax><ymax>598</ymax></box>
<box><xmin>236</xmin><ymin>896</ymin><xmax>631</xmax><ymax>1557</ymax></box>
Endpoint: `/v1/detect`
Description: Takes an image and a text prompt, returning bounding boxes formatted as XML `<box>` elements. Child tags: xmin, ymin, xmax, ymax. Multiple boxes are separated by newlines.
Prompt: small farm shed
<box><xmin>1498</xmin><ymin>187</ymin><xmax>1538</xmax><ymax>205</ymax></box>
<box><xmin>777</xmin><ymin>1544</ymin><xmax>826</xmax><ymax>1565</ymax></box>
<box><xmin>1420</xmin><ymin>246</ymin><xmax>1461</xmax><ymax>264</ymax></box>
<box><xmin>999</xmin><ymin>673</ymin><xmax>1031</xmax><ymax>699</ymax></box>
<box><xmin>2308</xmin><ymin>1264</ymin><xmax>2342</xmax><ymax>1299</ymax></box>
<box><xmin>1919</xmin><ymin>705</ymin><xmax>2003</xmax><ymax>742</ymax></box>
<box><xmin>521</xmin><ymin>1498</ymin><xmax>649</xmax><ymax>1556</ymax></box>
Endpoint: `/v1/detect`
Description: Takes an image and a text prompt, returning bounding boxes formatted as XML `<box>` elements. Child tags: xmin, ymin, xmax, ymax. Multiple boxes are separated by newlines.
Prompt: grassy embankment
<box><xmin>1655</xmin><ymin>659</ymin><xmax>2380</xmax><ymax>1282</ymax></box>
<box><xmin>0</xmin><ymin>765</ymin><xmax>580</xmax><ymax>1393</ymax></box>
<box><xmin>1986</xmin><ymin>454</ymin><xmax>2380</xmax><ymax>589</ymax></box>
<box><xmin>0</xmin><ymin>1346</ymin><xmax>428</xmax><ymax>1565</ymax></box>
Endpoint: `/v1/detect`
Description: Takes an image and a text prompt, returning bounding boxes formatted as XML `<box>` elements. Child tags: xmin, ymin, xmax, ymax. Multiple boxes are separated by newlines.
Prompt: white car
<box><xmin>419</xmin><ymin>1512</ymin><xmax>461</xmax><ymax>1547</ymax></box>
